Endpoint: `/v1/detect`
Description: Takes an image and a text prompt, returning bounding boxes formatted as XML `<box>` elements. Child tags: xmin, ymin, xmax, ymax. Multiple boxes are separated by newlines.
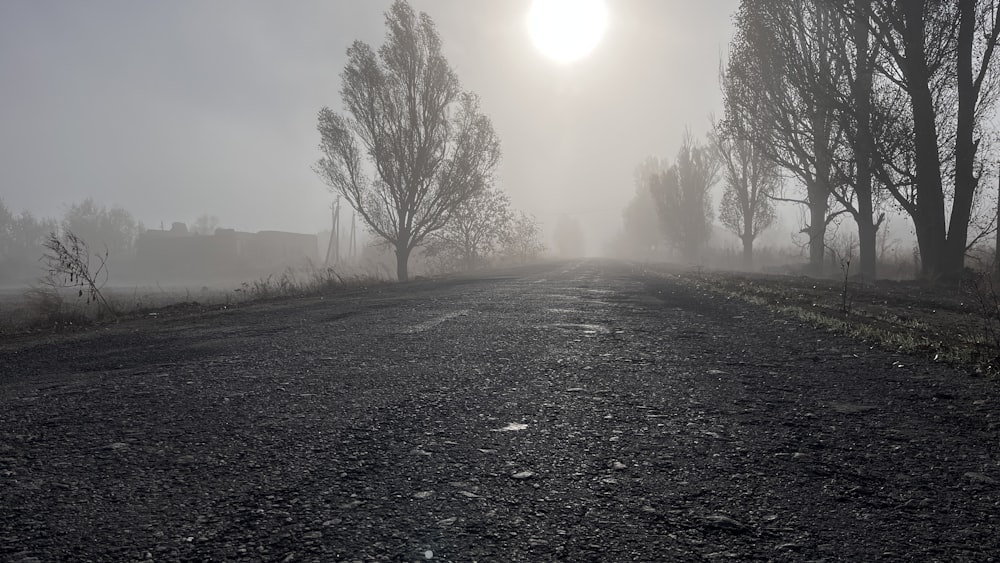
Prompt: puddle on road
<box><xmin>492</xmin><ymin>422</ymin><xmax>529</xmax><ymax>432</ymax></box>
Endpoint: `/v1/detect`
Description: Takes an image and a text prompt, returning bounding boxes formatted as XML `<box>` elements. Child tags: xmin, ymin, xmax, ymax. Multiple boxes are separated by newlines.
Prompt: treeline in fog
<box><xmin>617</xmin><ymin>1</ymin><xmax>1000</xmax><ymax>282</ymax></box>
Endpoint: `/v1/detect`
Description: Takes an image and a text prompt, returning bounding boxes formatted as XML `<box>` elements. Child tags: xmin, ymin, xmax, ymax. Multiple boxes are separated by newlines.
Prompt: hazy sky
<box><xmin>0</xmin><ymin>0</ymin><xmax>739</xmax><ymax>249</ymax></box>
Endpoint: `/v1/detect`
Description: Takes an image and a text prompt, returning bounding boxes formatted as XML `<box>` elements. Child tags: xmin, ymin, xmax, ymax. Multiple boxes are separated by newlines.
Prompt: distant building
<box><xmin>135</xmin><ymin>224</ymin><xmax>318</xmax><ymax>281</ymax></box>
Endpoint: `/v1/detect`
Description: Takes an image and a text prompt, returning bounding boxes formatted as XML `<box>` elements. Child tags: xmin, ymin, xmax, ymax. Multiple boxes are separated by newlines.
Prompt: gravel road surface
<box><xmin>2</xmin><ymin>260</ymin><xmax>998</xmax><ymax>561</ymax></box>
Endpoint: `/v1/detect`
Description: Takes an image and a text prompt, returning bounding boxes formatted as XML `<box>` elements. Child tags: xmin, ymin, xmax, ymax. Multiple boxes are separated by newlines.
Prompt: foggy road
<box><xmin>2</xmin><ymin>260</ymin><xmax>998</xmax><ymax>561</ymax></box>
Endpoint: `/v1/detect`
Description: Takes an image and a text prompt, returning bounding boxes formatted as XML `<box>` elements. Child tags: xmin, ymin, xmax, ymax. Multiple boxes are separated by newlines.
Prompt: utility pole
<box><xmin>325</xmin><ymin>197</ymin><xmax>341</xmax><ymax>266</ymax></box>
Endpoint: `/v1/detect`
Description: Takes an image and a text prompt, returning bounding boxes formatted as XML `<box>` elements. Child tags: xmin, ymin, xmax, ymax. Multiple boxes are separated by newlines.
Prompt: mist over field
<box><xmin>0</xmin><ymin>0</ymin><xmax>996</xmax><ymax>287</ymax></box>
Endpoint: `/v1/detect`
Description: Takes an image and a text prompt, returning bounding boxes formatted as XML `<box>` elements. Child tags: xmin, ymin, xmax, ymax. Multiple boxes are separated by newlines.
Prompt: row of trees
<box><xmin>0</xmin><ymin>198</ymin><xmax>140</xmax><ymax>283</ymax></box>
<box><xmin>315</xmin><ymin>0</ymin><xmax>543</xmax><ymax>281</ymax></box>
<box><xmin>727</xmin><ymin>0</ymin><xmax>1000</xmax><ymax>280</ymax></box>
<box><xmin>628</xmin><ymin>1</ymin><xmax>1000</xmax><ymax>281</ymax></box>
<box><xmin>0</xmin><ymin>198</ymin><xmax>232</xmax><ymax>284</ymax></box>
<box><xmin>626</xmin><ymin>126</ymin><xmax>779</xmax><ymax>269</ymax></box>
<box><xmin>425</xmin><ymin>187</ymin><xmax>544</xmax><ymax>270</ymax></box>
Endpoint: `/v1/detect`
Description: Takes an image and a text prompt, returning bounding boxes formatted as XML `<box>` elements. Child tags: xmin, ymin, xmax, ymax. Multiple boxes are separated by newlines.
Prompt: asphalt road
<box><xmin>1</xmin><ymin>260</ymin><xmax>998</xmax><ymax>562</ymax></box>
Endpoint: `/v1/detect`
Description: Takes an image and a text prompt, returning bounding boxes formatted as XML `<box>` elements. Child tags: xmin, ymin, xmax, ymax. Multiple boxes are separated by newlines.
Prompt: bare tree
<box><xmin>0</xmin><ymin>199</ymin><xmax>12</xmax><ymax>262</ymax></box>
<box><xmin>503</xmin><ymin>211</ymin><xmax>545</xmax><ymax>263</ymax></box>
<box><xmin>62</xmin><ymin>198</ymin><xmax>138</xmax><ymax>259</ymax></box>
<box><xmin>813</xmin><ymin>0</ymin><xmax>887</xmax><ymax>281</ymax></box>
<box><xmin>315</xmin><ymin>0</ymin><xmax>501</xmax><ymax>281</ymax></box>
<box><xmin>620</xmin><ymin>181</ymin><xmax>661</xmax><ymax>258</ymax></box>
<box><xmin>731</xmin><ymin>0</ymin><xmax>849</xmax><ymax>275</ymax></box>
<box><xmin>646</xmin><ymin>131</ymin><xmax>720</xmax><ymax>262</ymax></box>
<box><xmin>712</xmin><ymin>117</ymin><xmax>779</xmax><ymax>269</ymax></box>
<box><xmin>41</xmin><ymin>230</ymin><xmax>116</xmax><ymax>319</ymax></box>
<box><xmin>426</xmin><ymin>187</ymin><xmax>513</xmax><ymax>270</ymax></box>
<box><xmin>866</xmin><ymin>0</ymin><xmax>1000</xmax><ymax>278</ymax></box>
<box><xmin>1</xmin><ymin>199</ymin><xmax>59</xmax><ymax>283</ymax></box>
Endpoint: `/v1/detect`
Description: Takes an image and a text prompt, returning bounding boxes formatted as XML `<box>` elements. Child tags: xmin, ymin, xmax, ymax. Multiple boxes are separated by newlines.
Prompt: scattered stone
<box><xmin>612</xmin><ymin>461</ymin><xmax>627</xmax><ymax>470</ymax></box>
<box><xmin>829</xmin><ymin>402</ymin><xmax>876</xmax><ymax>414</ymax></box>
<box><xmin>107</xmin><ymin>442</ymin><xmax>129</xmax><ymax>451</ymax></box>
<box><xmin>512</xmin><ymin>471</ymin><xmax>535</xmax><ymax>480</ymax></box>
<box><xmin>964</xmin><ymin>472</ymin><xmax>996</xmax><ymax>485</ymax></box>
<box><xmin>413</xmin><ymin>491</ymin><xmax>433</xmax><ymax>499</ymax></box>
<box><xmin>566</xmin><ymin>388</ymin><xmax>585</xmax><ymax>392</ymax></box>
<box><xmin>493</xmin><ymin>423</ymin><xmax>528</xmax><ymax>432</ymax></box>
<box><xmin>776</xmin><ymin>543</ymin><xmax>802</xmax><ymax>551</ymax></box>
<box><xmin>339</xmin><ymin>500</ymin><xmax>364</xmax><ymax>510</ymax></box>
<box><xmin>528</xmin><ymin>538</ymin><xmax>549</xmax><ymax>546</ymax></box>
<box><xmin>302</xmin><ymin>531</ymin><xmax>323</xmax><ymax>540</ymax></box>
<box><xmin>477</xmin><ymin>448</ymin><xmax>497</xmax><ymax>454</ymax></box>
<box><xmin>410</xmin><ymin>448</ymin><xmax>432</xmax><ymax>457</ymax></box>
<box><xmin>437</xmin><ymin>517</ymin><xmax>457</xmax><ymax>527</ymax></box>
<box><xmin>701</xmin><ymin>514</ymin><xmax>748</xmax><ymax>533</ymax></box>
<box><xmin>457</xmin><ymin>490</ymin><xmax>481</xmax><ymax>498</ymax></box>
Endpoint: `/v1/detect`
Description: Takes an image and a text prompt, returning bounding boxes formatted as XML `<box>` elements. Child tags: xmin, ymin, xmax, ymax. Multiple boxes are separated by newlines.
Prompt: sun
<box><xmin>528</xmin><ymin>0</ymin><xmax>608</xmax><ymax>64</ymax></box>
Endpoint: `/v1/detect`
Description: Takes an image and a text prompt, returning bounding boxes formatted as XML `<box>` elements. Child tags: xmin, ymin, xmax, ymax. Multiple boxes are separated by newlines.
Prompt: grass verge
<box><xmin>665</xmin><ymin>268</ymin><xmax>998</xmax><ymax>376</ymax></box>
<box><xmin>0</xmin><ymin>263</ymin><xmax>389</xmax><ymax>336</ymax></box>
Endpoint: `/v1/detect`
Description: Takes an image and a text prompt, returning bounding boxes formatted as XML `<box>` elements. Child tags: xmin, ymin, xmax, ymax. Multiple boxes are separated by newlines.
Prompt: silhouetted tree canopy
<box><xmin>61</xmin><ymin>198</ymin><xmax>138</xmax><ymax>258</ymax></box>
<box><xmin>315</xmin><ymin>0</ymin><xmax>501</xmax><ymax>281</ymax></box>
<box><xmin>504</xmin><ymin>211</ymin><xmax>545</xmax><ymax>263</ymax></box>
<box><xmin>730</xmin><ymin>0</ymin><xmax>847</xmax><ymax>275</ymax></box>
<box><xmin>426</xmin><ymin>187</ymin><xmax>513</xmax><ymax>270</ymax></box>
<box><xmin>731</xmin><ymin>0</ymin><xmax>1000</xmax><ymax>280</ymax></box>
<box><xmin>645</xmin><ymin>132</ymin><xmax>720</xmax><ymax>262</ymax></box>
<box><xmin>620</xmin><ymin>179</ymin><xmax>661</xmax><ymax>258</ymax></box>
<box><xmin>0</xmin><ymin>198</ymin><xmax>59</xmax><ymax>283</ymax></box>
<box><xmin>712</xmin><ymin>117</ymin><xmax>778</xmax><ymax>268</ymax></box>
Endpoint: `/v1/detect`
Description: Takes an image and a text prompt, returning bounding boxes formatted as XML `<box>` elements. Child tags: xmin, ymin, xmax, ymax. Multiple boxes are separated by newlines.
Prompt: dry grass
<box><xmin>671</xmin><ymin>268</ymin><xmax>998</xmax><ymax>376</ymax></box>
<box><xmin>0</xmin><ymin>262</ymin><xmax>390</xmax><ymax>336</ymax></box>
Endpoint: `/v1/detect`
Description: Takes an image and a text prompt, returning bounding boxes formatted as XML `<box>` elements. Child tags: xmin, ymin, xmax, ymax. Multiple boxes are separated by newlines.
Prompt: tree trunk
<box><xmin>854</xmin><ymin>0</ymin><xmax>877</xmax><ymax>281</ymax></box>
<box><xmin>996</xmin><ymin>169</ymin><xmax>1000</xmax><ymax>277</ymax></box>
<box><xmin>944</xmin><ymin>0</ymin><xmax>978</xmax><ymax>278</ymax></box>
<box><xmin>395</xmin><ymin>245</ymin><xmax>411</xmax><ymax>282</ymax></box>
<box><xmin>903</xmin><ymin>2</ymin><xmax>948</xmax><ymax>279</ymax></box>
<box><xmin>742</xmin><ymin>235</ymin><xmax>754</xmax><ymax>270</ymax></box>
<box><xmin>857</xmin><ymin>209</ymin><xmax>877</xmax><ymax>282</ymax></box>
<box><xmin>742</xmin><ymin>213</ymin><xmax>754</xmax><ymax>270</ymax></box>
<box><xmin>807</xmin><ymin>182</ymin><xmax>828</xmax><ymax>276</ymax></box>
